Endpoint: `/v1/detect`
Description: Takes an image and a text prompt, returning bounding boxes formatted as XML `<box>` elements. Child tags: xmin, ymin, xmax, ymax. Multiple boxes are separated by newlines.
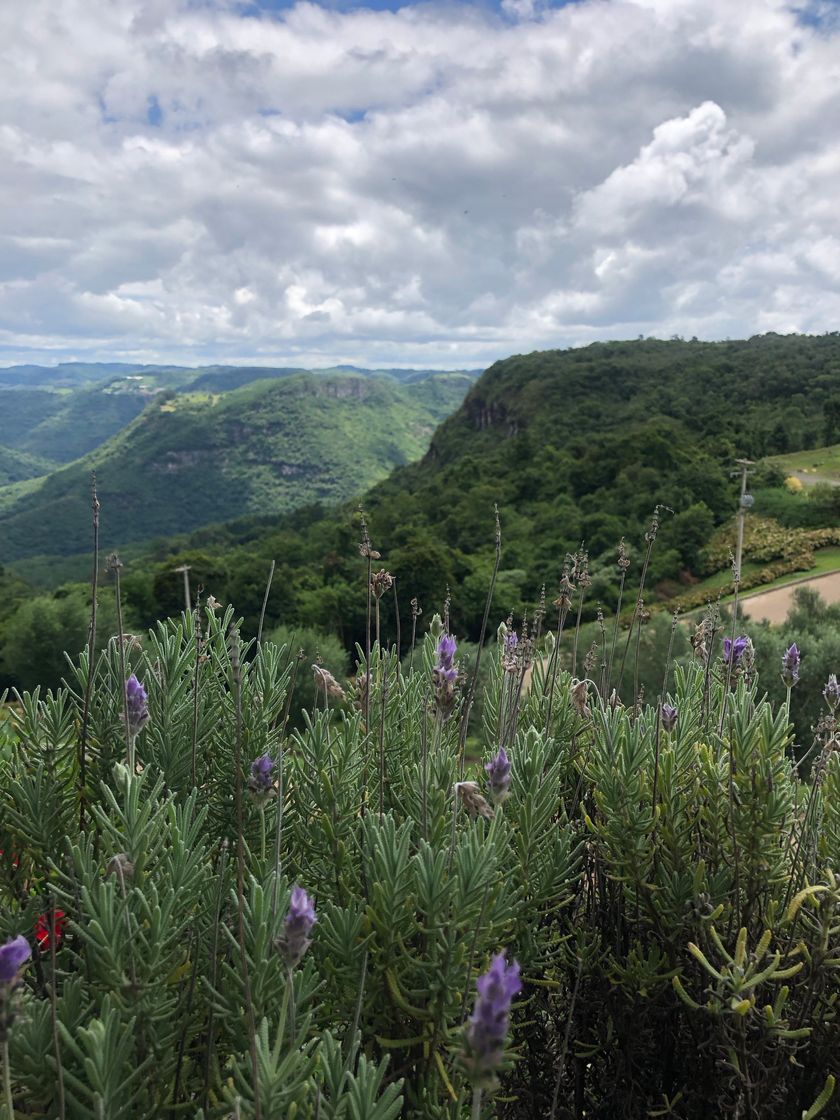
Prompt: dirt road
<box><xmin>740</xmin><ymin>570</ymin><xmax>840</xmax><ymax>624</ymax></box>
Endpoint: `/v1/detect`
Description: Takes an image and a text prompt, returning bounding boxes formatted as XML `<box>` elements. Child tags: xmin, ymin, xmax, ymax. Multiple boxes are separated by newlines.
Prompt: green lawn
<box><xmin>767</xmin><ymin>443</ymin><xmax>840</xmax><ymax>481</ymax></box>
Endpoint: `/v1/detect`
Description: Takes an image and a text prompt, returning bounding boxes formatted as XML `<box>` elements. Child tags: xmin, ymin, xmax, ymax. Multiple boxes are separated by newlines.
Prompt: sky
<box><xmin>1</xmin><ymin>0</ymin><xmax>840</xmax><ymax>369</ymax></box>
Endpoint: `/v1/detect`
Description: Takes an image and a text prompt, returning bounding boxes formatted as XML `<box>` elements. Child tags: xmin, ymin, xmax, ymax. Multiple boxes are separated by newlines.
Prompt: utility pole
<box><xmin>173</xmin><ymin>564</ymin><xmax>192</xmax><ymax>613</ymax></box>
<box><xmin>732</xmin><ymin>458</ymin><xmax>755</xmax><ymax>589</ymax></box>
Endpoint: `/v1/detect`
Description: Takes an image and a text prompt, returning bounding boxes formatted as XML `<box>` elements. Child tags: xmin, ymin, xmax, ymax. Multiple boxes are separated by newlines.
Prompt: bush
<box><xmin>1</xmin><ymin>605</ymin><xmax>839</xmax><ymax>1119</ymax></box>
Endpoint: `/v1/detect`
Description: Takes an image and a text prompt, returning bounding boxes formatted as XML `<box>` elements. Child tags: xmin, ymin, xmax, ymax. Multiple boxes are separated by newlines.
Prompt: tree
<box><xmin>1</xmin><ymin>592</ymin><xmax>89</xmax><ymax>691</ymax></box>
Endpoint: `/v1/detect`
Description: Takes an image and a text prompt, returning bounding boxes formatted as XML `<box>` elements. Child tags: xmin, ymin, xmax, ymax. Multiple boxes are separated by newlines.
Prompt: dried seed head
<box><xmin>312</xmin><ymin>664</ymin><xmax>347</xmax><ymax>701</ymax></box>
<box><xmin>691</xmin><ymin>619</ymin><xmax>710</xmax><ymax>661</ymax></box>
<box><xmin>354</xmin><ymin>669</ymin><xmax>370</xmax><ymax>710</ymax></box>
<box><xmin>370</xmin><ymin>569</ymin><xmax>394</xmax><ymax>599</ymax></box>
<box><xmin>576</xmin><ymin>550</ymin><xmax>591</xmax><ymax>590</ymax></box>
<box><xmin>105</xmin><ymin>853</ymin><xmax>135</xmax><ymax>881</ymax></box>
<box><xmin>534</xmin><ymin>585</ymin><xmax>546</xmax><ymax>626</ymax></box>
<box><xmin>617</xmin><ymin>537</ymin><xmax>631</xmax><ymax>572</ymax></box>
<box><xmin>455</xmin><ymin>781</ymin><xmax>494</xmax><ymax>820</ymax></box>
<box><xmin>570</xmin><ymin>678</ymin><xmax>591</xmax><ymax>720</ymax></box>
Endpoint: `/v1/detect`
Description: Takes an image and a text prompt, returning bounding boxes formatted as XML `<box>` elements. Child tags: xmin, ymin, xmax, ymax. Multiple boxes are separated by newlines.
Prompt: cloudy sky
<box><xmin>1</xmin><ymin>0</ymin><xmax>839</xmax><ymax>369</ymax></box>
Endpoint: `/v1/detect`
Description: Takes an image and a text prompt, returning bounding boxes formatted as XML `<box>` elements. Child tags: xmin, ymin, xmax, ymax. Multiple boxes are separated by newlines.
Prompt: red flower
<box><xmin>0</xmin><ymin>849</ymin><xmax>21</xmax><ymax>870</ymax></box>
<box><xmin>34</xmin><ymin>910</ymin><xmax>66</xmax><ymax>952</ymax></box>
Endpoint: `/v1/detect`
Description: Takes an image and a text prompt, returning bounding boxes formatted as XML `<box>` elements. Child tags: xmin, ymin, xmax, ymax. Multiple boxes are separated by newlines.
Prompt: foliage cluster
<box><xmin>1</xmin><ymin>583</ymin><xmax>840</xmax><ymax>1118</ymax></box>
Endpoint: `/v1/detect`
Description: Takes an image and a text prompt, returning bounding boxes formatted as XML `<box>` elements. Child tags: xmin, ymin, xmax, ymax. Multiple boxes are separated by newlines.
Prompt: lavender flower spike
<box><xmin>781</xmin><ymin>643</ymin><xmax>801</xmax><ymax>687</ymax></box>
<box><xmin>824</xmin><ymin>674</ymin><xmax>840</xmax><ymax>712</ymax></box>
<box><xmin>0</xmin><ymin>935</ymin><xmax>31</xmax><ymax>984</ymax></box>
<box><xmin>433</xmin><ymin>634</ymin><xmax>459</xmax><ymax>717</ymax></box>
<box><xmin>463</xmin><ymin>951</ymin><xmax>522</xmax><ymax>1088</ymax></box>
<box><xmin>436</xmin><ymin>634</ymin><xmax>457</xmax><ymax>675</ymax></box>
<box><xmin>248</xmin><ymin>754</ymin><xmax>275</xmax><ymax>798</ymax></box>
<box><xmin>722</xmin><ymin>636</ymin><xmax>749</xmax><ymax>666</ymax></box>
<box><xmin>660</xmin><ymin>704</ymin><xmax>678</xmax><ymax>734</ymax></box>
<box><xmin>277</xmin><ymin>886</ymin><xmax>316</xmax><ymax>968</ymax></box>
<box><xmin>125</xmin><ymin>674</ymin><xmax>149</xmax><ymax>737</ymax></box>
<box><xmin>485</xmin><ymin>747</ymin><xmax>512</xmax><ymax>805</ymax></box>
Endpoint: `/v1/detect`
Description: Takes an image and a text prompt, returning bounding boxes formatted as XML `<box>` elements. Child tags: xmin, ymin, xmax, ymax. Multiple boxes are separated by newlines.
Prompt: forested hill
<box><xmin>0</xmin><ymin>370</ymin><xmax>475</xmax><ymax>562</ymax></box>
<box><xmin>4</xmin><ymin>334</ymin><xmax>840</xmax><ymax>655</ymax></box>
<box><xmin>423</xmin><ymin>333</ymin><xmax>840</xmax><ymax>468</ymax></box>
<box><xmin>107</xmin><ymin>332</ymin><xmax>840</xmax><ymax>641</ymax></box>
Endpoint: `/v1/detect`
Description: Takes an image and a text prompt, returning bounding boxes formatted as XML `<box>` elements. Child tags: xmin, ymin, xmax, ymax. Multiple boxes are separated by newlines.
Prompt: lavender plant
<box><xmin>0</xmin><ymin>581</ymin><xmax>839</xmax><ymax>1120</ymax></box>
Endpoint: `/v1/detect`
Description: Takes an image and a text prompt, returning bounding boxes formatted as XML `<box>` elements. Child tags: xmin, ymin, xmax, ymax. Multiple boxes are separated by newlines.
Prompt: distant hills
<box><xmin>4</xmin><ymin>335</ymin><xmax>840</xmax><ymax>650</ymax></box>
<box><xmin>79</xmin><ymin>332</ymin><xmax>840</xmax><ymax>643</ymax></box>
<box><xmin>0</xmin><ymin>364</ymin><xmax>478</xmax><ymax>562</ymax></box>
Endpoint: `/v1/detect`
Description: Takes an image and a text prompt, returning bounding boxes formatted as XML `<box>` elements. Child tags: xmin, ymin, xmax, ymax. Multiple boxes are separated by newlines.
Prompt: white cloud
<box><xmin>0</xmin><ymin>0</ymin><xmax>839</xmax><ymax>367</ymax></box>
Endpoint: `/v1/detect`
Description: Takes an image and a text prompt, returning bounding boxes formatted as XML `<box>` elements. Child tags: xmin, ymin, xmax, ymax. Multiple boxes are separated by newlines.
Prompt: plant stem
<box><xmin>112</xmin><ymin>558</ymin><xmax>132</xmax><ymax>771</ymax></box>
<box><xmin>78</xmin><ymin>473</ymin><xmax>100</xmax><ymax>831</ymax></box>
<box><xmin>230</xmin><ymin>628</ymin><xmax>262</xmax><ymax>1120</ymax></box>
<box><xmin>471</xmin><ymin>1087</ymin><xmax>483</xmax><ymax>1120</ymax></box>
<box><xmin>458</xmin><ymin>507</ymin><xmax>501</xmax><ymax>778</ymax></box>
<box><xmin>257</xmin><ymin>560</ymin><xmax>275</xmax><ymax>648</ymax></box>
<box><xmin>3</xmin><ymin>1039</ymin><xmax>14</xmax><ymax>1120</ymax></box>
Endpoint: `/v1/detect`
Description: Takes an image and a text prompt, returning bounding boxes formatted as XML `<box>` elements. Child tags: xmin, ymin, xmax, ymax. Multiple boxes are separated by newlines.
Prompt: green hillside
<box><xmin>0</xmin><ymin>370</ymin><xmax>474</xmax><ymax>562</ymax></box>
<box><xmin>0</xmin><ymin>445</ymin><xmax>54</xmax><ymax>486</ymax></box>
<box><xmin>767</xmin><ymin>442</ymin><xmax>840</xmax><ymax>483</ymax></box>
<box><xmin>0</xmin><ymin>383</ymin><xmax>152</xmax><ymax>463</ymax></box>
<box><xmin>79</xmin><ymin>332</ymin><xmax>840</xmax><ymax>643</ymax></box>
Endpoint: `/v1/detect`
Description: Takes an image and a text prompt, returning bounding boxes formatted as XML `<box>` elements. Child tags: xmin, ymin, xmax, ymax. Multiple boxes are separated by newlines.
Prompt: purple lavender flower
<box><xmin>781</xmin><ymin>643</ymin><xmax>801</xmax><ymax>687</ymax></box>
<box><xmin>125</xmin><ymin>675</ymin><xmax>149</xmax><ymax>737</ymax></box>
<box><xmin>0</xmin><ymin>935</ymin><xmax>31</xmax><ymax>985</ymax></box>
<box><xmin>436</xmin><ymin>634</ymin><xmax>457</xmax><ymax>677</ymax></box>
<box><xmin>462</xmin><ymin>951</ymin><xmax>522</xmax><ymax>1088</ymax></box>
<box><xmin>722</xmin><ymin>636</ymin><xmax>749</xmax><ymax>666</ymax></box>
<box><xmin>277</xmin><ymin>886</ymin><xmax>316</xmax><ymax>968</ymax></box>
<box><xmin>248</xmin><ymin>754</ymin><xmax>275</xmax><ymax>798</ymax></box>
<box><xmin>502</xmin><ymin>630</ymin><xmax>519</xmax><ymax>674</ymax></box>
<box><xmin>485</xmin><ymin>747</ymin><xmax>512</xmax><ymax>805</ymax></box>
<box><xmin>824</xmin><ymin>674</ymin><xmax>840</xmax><ymax>712</ymax></box>
<box><xmin>433</xmin><ymin>634</ymin><xmax>459</xmax><ymax>717</ymax></box>
<box><xmin>660</xmin><ymin>704</ymin><xmax>678</xmax><ymax>734</ymax></box>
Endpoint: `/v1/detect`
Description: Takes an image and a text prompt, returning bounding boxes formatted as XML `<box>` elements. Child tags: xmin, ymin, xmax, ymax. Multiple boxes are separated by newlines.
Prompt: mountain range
<box><xmin>0</xmin><ymin>363</ymin><xmax>478</xmax><ymax>563</ymax></box>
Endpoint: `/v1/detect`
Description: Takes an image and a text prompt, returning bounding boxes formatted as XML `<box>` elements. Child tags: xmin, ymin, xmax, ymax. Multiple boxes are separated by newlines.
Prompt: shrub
<box><xmin>0</xmin><ymin>604</ymin><xmax>838</xmax><ymax>1119</ymax></box>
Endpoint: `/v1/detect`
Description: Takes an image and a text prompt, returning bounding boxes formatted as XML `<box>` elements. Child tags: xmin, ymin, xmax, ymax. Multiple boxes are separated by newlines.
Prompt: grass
<box><xmin>767</xmin><ymin>442</ymin><xmax>840</xmax><ymax>481</ymax></box>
